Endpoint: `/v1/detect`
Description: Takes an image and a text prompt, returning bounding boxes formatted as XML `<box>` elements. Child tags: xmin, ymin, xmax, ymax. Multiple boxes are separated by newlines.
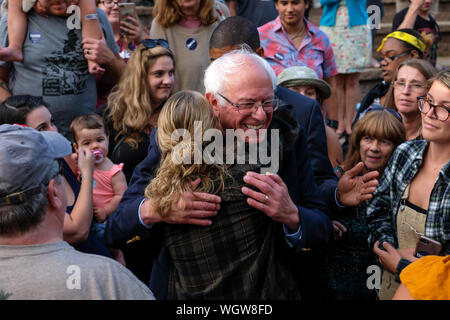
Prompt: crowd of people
<box><xmin>0</xmin><ymin>0</ymin><xmax>449</xmax><ymax>301</ymax></box>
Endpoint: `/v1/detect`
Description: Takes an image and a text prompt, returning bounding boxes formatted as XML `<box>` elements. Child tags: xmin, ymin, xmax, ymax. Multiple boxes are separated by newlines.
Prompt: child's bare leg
<box><xmin>80</xmin><ymin>0</ymin><xmax>104</xmax><ymax>74</ymax></box>
<box><xmin>0</xmin><ymin>0</ymin><xmax>26</xmax><ymax>62</ymax></box>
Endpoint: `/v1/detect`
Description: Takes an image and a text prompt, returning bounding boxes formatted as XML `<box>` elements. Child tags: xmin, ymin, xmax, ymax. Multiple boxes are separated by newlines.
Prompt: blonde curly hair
<box><xmin>105</xmin><ymin>43</ymin><xmax>175</xmax><ymax>149</ymax></box>
<box><xmin>144</xmin><ymin>90</ymin><xmax>226</xmax><ymax>217</ymax></box>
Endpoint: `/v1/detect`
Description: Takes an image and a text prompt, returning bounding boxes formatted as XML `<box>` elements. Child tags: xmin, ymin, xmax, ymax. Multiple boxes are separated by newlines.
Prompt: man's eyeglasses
<box><xmin>393</xmin><ymin>80</ymin><xmax>427</xmax><ymax>93</ymax></box>
<box><xmin>417</xmin><ymin>96</ymin><xmax>450</xmax><ymax>121</ymax></box>
<box><xmin>217</xmin><ymin>93</ymin><xmax>279</xmax><ymax>116</ymax></box>
<box><xmin>366</xmin><ymin>105</ymin><xmax>403</xmax><ymax>122</ymax></box>
<box><xmin>141</xmin><ymin>39</ymin><xmax>169</xmax><ymax>50</ymax></box>
<box><xmin>375</xmin><ymin>50</ymin><xmax>412</xmax><ymax>64</ymax></box>
<box><xmin>100</xmin><ymin>0</ymin><xmax>127</xmax><ymax>8</ymax></box>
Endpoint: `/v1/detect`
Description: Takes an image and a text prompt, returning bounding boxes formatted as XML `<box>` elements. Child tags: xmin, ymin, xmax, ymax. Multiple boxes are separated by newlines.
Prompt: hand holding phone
<box><xmin>414</xmin><ymin>236</ymin><xmax>442</xmax><ymax>258</ymax></box>
<box><xmin>119</xmin><ymin>2</ymin><xmax>137</xmax><ymax>35</ymax></box>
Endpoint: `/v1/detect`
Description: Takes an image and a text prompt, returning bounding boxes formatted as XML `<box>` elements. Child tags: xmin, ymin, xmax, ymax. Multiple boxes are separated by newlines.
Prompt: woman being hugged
<box><xmin>150</xmin><ymin>0</ymin><xmax>229</xmax><ymax>93</ymax></box>
<box><xmin>367</xmin><ymin>70</ymin><xmax>450</xmax><ymax>300</ymax></box>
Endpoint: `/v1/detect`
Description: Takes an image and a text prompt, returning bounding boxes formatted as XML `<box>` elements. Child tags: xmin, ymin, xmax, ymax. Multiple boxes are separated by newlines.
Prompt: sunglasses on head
<box><xmin>141</xmin><ymin>39</ymin><xmax>169</xmax><ymax>50</ymax></box>
<box><xmin>366</xmin><ymin>105</ymin><xmax>403</xmax><ymax>122</ymax></box>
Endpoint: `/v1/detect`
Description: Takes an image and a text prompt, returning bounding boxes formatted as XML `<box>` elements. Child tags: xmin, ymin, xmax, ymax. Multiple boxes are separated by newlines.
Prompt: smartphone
<box><xmin>414</xmin><ymin>236</ymin><xmax>442</xmax><ymax>258</ymax></box>
<box><xmin>119</xmin><ymin>2</ymin><xmax>137</xmax><ymax>24</ymax></box>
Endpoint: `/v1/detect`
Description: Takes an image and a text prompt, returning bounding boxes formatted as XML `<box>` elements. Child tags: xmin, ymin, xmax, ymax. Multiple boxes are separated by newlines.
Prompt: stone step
<box><xmin>308</xmin><ymin>5</ymin><xmax>450</xmax><ymax>57</ymax></box>
<box><xmin>374</xmin><ymin>21</ymin><xmax>450</xmax><ymax>56</ymax></box>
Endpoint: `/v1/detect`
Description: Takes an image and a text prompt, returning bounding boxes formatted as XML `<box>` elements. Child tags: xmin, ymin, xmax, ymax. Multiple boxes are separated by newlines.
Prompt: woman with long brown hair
<box><xmin>101</xmin><ymin>40</ymin><xmax>175</xmax><ymax>182</ymax></box>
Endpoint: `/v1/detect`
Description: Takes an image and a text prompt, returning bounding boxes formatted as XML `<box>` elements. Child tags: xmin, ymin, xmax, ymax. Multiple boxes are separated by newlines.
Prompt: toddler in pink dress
<box><xmin>70</xmin><ymin>114</ymin><xmax>128</xmax><ymax>242</ymax></box>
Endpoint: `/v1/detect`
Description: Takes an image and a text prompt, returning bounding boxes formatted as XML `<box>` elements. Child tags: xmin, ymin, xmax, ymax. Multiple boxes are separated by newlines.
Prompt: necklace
<box><xmin>286</xmin><ymin>24</ymin><xmax>306</xmax><ymax>42</ymax></box>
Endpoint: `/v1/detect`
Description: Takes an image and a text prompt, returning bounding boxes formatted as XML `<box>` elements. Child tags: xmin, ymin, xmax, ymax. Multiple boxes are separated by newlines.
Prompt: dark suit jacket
<box><xmin>275</xmin><ymin>86</ymin><xmax>340</xmax><ymax>213</ymax></box>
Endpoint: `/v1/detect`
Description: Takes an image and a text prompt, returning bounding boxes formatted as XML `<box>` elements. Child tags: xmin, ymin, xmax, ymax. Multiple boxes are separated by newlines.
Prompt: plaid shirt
<box><xmin>161</xmin><ymin>162</ymin><xmax>300</xmax><ymax>300</ymax></box>
<box><xmin>258</xmin><ymin>17</ymin><xmax>338</xmax><ymax>78</ymax></box>
<box><xmin>366</xmin><ymin>140</ymin><xmax>450</xmax><ymax>254</ymax></box>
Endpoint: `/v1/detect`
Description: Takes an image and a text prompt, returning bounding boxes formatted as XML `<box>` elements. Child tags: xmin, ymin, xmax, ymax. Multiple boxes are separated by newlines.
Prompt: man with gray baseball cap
<box><xmin>0</xmin><ymin>124</ymin><xmax>71</xmax><ymax>209</ymax></box>
<box><xmin>0</xmin><ymin>124</ymin><xmax>154</xmax><ymax>300</ymax></box>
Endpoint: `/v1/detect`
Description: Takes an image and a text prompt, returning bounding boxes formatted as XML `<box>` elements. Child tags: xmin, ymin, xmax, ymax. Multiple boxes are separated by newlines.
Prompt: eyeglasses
<box><xmin>366</xmin><ymin>105</ymin><xmax>403</xmax><ymax>122</ymax></box>
<box><xmin>417</xmin><ymin>96</ymin><xmax>450</xmax><ymax>121</ymax></box>
<box><xmin>141</xmin><ymin>39</ymin><xmax>169</xmax><ymax>50</ymax></box>
<box><xmin>217</xmin><ymin>93</ymin><xmax>279</xmax><ymax>116</ymax></box>
<box><xmin>100</xmin><ymin>0</ymin><xmax>127</xmax><ymax>8</ymax></box>
<box><xmin>376</xmin><ymin>50</ymin><xmax>412</xmax><ymax>64</ymax></box>
<box><xmin>393</xmin><ymin>80</ymin><xmax>427</xmax><ymax>93</ymax></box>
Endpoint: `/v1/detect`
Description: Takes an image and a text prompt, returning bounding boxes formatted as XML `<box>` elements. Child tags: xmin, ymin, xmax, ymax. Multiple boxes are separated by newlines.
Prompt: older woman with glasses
<box><xmin>383</xmin><ymin>58</ymin><xmax>437</xmax><ymax>140</ymax></box>
<box><xmin>150</xmin><ymin>0</ymin><xmax>229</xmax><ymax>93</ymax></box>
<box><xmin>367</xmin><ymin>70</ymin><xmax>450</xmax><ymax>300</ymax></box>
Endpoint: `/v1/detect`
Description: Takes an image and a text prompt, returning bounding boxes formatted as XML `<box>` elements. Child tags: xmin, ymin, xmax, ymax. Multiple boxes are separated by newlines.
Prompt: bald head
<box><xmin>209</xmin><ymin>16</ymin><xmax>260</xmax><ymax>52</ymax></box>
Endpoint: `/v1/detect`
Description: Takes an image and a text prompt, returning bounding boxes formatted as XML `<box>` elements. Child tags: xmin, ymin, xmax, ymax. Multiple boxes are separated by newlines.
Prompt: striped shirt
<box><xmin>366</xmin><ymin>140</ymin><xmax>450</xmax><ymax>255</ymax></box>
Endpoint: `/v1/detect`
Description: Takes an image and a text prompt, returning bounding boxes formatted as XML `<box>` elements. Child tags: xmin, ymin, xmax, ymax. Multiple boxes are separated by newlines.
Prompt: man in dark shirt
<box><xmin>392</xmin><ymin>0</ymin><xmax>440</xmax><ymax>66</ymax></box>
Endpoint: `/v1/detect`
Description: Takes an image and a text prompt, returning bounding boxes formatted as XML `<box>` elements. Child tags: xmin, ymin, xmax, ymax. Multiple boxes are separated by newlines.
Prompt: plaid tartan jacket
<box><xmin>162</xmin><ymin>162</ymin><xmax>301</xmax><ymax>300</ymax></box>
<box><xmin>366</xmin><ymin>140</ymin><xmax>450</xmax><ymax>254</ymax></box>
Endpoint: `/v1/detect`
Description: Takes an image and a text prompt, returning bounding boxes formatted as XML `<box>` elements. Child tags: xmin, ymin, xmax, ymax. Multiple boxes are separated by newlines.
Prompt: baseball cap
<box><xmin>276</xmin><ymin>66</ymin><xmax>331</xmax><ymax>100</ymax></box>
<box><xmin>0</xmin><ymin>124</ymin><xmax>72</xmax><ymax>206</ymax></box>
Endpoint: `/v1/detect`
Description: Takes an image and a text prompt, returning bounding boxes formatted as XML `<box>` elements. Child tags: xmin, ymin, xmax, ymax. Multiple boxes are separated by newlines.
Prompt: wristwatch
<box><xmin>326</xmin><ymin>119</ymin><xmax>339</xmax><ymax>130</ymax></box>
<box><xmin>395</xmin><ymin>258</ymin><xmax>411</xmax><ymax>283</ymax></box>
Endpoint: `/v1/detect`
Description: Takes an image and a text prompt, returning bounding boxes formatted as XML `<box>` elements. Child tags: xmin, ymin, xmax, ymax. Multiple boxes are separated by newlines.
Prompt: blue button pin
<box><xmin>186</xmin><ymin>38</ymin><xmax>197</xmax><ymax>51</ymax></box>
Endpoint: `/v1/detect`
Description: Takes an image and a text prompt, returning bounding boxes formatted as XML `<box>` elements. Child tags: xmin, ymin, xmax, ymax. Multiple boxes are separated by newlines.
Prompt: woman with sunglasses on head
<box><xmin>321</xmin><ymin>108</ymin><xmax>405</xmax><ymax>300</ymax></box>
<box><xmin>383</xmin><ymin>59</ymin><xmax>437</xmax><ymax>141</ymax></box>
<box><xmin>357</xmin><ymin>29</ymin><xmax>432</xmax><ymax>120</ymax></box>
<box><xmin>367</xmin><ymin>70</ymin><xmax>450</xmax><ymax>300</ymax></box>
<box><xmin>97</xmin><ymin>41</ymin><xmax>175</xmax><ymax>283</ymax></box>
<box><xmin>99</xmin><ymin>41</ymin><xmax>175</xmax><ymax>183</ymax></box>
<box><xmin>0</xmin><ymin>95</ymin><xmax>116</xmax><ymax>260</ymax></box>
<box><xmin>150</xmin><ymin>0</ymin><xmax>229</xmax><ymax>93</ymax></box>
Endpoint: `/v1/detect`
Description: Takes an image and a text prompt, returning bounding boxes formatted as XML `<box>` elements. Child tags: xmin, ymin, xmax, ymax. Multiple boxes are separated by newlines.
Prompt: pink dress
<box><xmin>93</xmin><ymin>163</ymin><xmax>124</xmax><ymax>209</ymax></box>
